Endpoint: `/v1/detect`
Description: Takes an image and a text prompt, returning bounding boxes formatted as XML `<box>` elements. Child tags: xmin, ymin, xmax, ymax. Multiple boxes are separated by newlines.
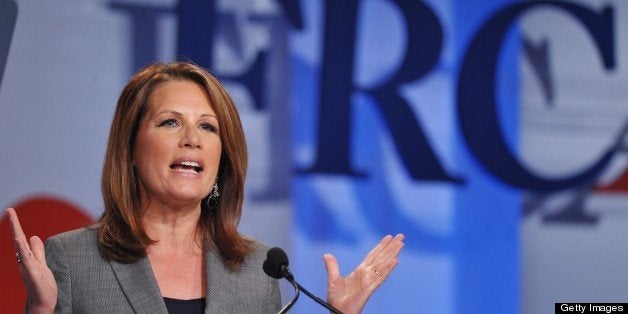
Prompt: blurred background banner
<box><xmin>0</xmin><ymin>1</ymin><xmax>626</xmax><ymax>313</ymax></box>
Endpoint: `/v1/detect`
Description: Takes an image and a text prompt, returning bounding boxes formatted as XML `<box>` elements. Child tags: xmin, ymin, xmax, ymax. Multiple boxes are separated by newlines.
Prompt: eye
<box><xmin>200</xmin><ymin>122</ymin><xmax>218</xmax><ymax>133</ymax></box>
<box><xmin>158</xmin><ymin>119</ymin><xmax>179</xmax><ymax>127</ymax></box>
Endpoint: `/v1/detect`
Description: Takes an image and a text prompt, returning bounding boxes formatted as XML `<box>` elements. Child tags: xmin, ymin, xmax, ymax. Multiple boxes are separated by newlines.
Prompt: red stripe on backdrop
<box><xmin>595</xmin><ymin>169</ymin><xmax>628</xmax><ymax>193</ymax></box>
<box><xmin>0</xmin><ymin>196</ymin><xmax>93</xmax><ymax>313</ymax></box>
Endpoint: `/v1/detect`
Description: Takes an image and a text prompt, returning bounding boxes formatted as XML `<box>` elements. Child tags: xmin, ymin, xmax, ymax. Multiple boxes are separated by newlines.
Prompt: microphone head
<box><xmin>263</xmin><ymin>247</ymin><xmax>289</xmax><ymax>279</ymax></box>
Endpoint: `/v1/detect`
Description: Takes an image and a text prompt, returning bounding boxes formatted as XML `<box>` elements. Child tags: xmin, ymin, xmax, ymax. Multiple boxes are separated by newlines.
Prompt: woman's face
<box><xmin>133</xmin><ymin>80</ymin><xmax>222</xmax><ymax>210</ymax></box>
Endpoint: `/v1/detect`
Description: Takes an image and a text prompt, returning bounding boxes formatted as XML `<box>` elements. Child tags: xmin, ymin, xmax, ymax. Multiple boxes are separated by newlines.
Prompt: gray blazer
<box><xmin>44</xmin><ymin>227</ymin><xmax>281</xmax><ymax>313</ymax></box>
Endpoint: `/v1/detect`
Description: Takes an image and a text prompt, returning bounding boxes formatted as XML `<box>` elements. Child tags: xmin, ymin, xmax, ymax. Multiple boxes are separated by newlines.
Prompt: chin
<box><xmin>168</xmin><ymin>190</ymin><xmax>209</xmax><ymax>204</ymax></box>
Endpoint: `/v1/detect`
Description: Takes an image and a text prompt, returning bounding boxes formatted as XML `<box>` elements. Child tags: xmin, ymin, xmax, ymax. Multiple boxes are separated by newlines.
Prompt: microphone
<box><xmin>263</xmin><ymin>247</ymin><xmax>343</xmax><ymax>314</ymax></box>
<box><xmin>263</xmin><ymin>247</ymin><xmax>299</xmax><ymax>313</ymax></box>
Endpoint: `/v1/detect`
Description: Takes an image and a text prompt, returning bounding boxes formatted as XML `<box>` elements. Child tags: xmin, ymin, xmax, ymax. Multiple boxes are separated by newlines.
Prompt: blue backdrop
<box><xmin>1</xmin><ymin>0</ymin><xmax>627</xmax><ymax>313</ymax></box>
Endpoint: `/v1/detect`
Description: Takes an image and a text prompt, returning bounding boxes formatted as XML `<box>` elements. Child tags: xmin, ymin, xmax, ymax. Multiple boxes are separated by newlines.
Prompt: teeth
<box><xmin>171</xmin><ymin>160</ymin><xmax>202</xmax><ymax>173</ymax></box>
<box><xmin>180</xmin><ymin>161</ymin><xmax>200</xmax><ymax>167</ymax></box>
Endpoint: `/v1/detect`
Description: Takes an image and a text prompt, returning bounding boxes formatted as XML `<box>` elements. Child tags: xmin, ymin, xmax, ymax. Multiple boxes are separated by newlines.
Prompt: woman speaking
<box><xmin>7</xmin><ymin>61</ymin><xmax>404</xmax><ymax>314</ymax></box>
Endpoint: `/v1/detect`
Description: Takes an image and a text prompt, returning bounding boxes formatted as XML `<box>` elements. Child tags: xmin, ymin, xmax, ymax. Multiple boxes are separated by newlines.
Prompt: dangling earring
<box><xmin>207</xmin><ymin>178</ymin><xmax>220</xmax><ymax>210</ymax></box>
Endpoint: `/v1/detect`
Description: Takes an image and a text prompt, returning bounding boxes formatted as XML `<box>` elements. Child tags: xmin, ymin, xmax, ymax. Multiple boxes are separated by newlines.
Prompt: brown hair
<box><xmin>98</xmin><ymin>61</ymin><xmax>253</xmax><ymax>270</ymax></box>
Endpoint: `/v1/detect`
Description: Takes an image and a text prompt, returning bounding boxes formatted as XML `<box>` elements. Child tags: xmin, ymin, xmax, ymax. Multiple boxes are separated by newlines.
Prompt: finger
<box><xmin>370</xmin><ymin>235</ymin><xmax>404</xmax><ymax>278</ymax></box>
<box><xmin>370</xmin><ymin>258</ymin><xmax>400</xmax><ymax>285</ymax></box>
<box><xmin>373</xmin><ymin>253</ymin><xmax>401</xmax><ymax>274</ymax></box>
<box><xmin>380</xmin><ymin>258</ymin><xmax>400</xmax><ymax>276</ymax></box>
<box><xmin>13</xmin><ymin>237</ymin><xmax>34</xmax><ymax>271</ymax></box>
<box><xmin>7</xmin><ymin>208</ymin><xmax>29</xmax><ymax>245</ymax></box>
<box><xmin>323</xmin><ymin>253</ymin><xmax>341</xmax><ymax>283</ymax></box>
<box><xmin>29</xmin><ymin>236</ymin><xmax>46</xmax><ymax>264</ymax></box>
<box><xmin>15</xmin><ymin>237</ymin><xmax>34</xmax><ymax>264</ymax></box>
<box><xmin>377</xmin><ymin>234</ymin><xmax>405</xmax><ymax>261</ymax></box>
<box><xmin>363</xmin><ymin>235</ymin><xmax>393</xmax><ymax>265</ymax></box>
<box><xmin>7</xmin><ymin>208</ymin><xmax>37</xmax><ymax>268</ymax></box>
<box><xmin>365</xmin><ymin>233</ymin><xmax>405</xmax><ymax>266</ymax></box>
<box><xmin>391</xmin><ymin>233</ymin><xmax>405</xmax><ymax>243</ymax></box>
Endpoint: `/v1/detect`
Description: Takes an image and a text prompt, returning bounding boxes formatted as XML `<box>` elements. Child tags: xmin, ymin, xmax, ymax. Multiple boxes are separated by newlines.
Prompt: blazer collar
<box><xmin>109</xmin><ymin>257</ymin><xmax>168</xmax><ymax>313</ymax></box>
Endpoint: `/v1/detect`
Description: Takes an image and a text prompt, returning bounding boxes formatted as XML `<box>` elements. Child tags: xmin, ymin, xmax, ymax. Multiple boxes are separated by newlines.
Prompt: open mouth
<box><xmin>170</xmin><ymin>160</ymin><xmax>203</xmax><ymax>173</ymax></box>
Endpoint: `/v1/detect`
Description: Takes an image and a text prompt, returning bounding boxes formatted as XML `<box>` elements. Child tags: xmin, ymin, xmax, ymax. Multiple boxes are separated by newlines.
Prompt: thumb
<box><xmin>29</xmin><ymin>236</ymin><xmax>46</xmax><ymax>264</ymax></box>
<box><xmin>323</xmin><ymin>253</ymin><xmax>340</xmax><ymax>283</ymax></box>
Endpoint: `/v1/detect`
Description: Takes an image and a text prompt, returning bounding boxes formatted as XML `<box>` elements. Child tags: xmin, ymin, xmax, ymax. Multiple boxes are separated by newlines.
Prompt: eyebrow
<box><xmin>154</xmin><ymin>110</ymin><xmax>218</xmax><ymax>119</ymax></box>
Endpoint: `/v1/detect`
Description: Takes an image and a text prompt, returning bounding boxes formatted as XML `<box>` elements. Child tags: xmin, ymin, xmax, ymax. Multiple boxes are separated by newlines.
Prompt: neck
<box><xmin>141</xmin><ymin>202</ymin><xmax>203</xmax><ymax>255</ymax></box>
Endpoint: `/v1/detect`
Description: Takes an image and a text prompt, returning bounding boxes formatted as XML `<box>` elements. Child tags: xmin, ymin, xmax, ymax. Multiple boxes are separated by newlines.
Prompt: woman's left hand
<box><xmin>323</xmin><ymin>234</ymin><xmax>404</xmax><ymax>314</ymax></box>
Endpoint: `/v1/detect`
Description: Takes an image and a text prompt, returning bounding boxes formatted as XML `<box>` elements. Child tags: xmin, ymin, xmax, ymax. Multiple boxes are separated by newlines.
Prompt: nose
<box><xmin>179</xmin><ymin>125</ymin><xmax>201</xmax><ymax>149</ymax></box>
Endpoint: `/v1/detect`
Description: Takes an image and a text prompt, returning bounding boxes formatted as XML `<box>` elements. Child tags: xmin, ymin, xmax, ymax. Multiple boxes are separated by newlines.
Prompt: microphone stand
<box><xmin>296</xmin><ymin>282</ymin><xmax>343</xmax><ymax>314</ymax></box>
<box><xmin>279</xmin><ymin>265</ymin><xmax>343</xmax><ymax>314</ymax></box>
<box><xmin>279</xmin><ymin>274</ymin><xmax>300</xmax><ymax>314</ymax></box>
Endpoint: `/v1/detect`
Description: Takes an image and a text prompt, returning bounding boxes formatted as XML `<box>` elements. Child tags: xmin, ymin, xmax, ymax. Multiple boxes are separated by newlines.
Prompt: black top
<box><xmin>163</xmin><ymin>297</ymin><xmax>206</xmax><ymax>314</ymax></box>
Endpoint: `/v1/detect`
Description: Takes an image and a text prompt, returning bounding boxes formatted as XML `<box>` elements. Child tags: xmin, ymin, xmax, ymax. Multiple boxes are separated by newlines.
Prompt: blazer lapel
<box><xmin>109</xmin><ymin>257</ymin><xmax>168</xmax><ymax>314</ymax></box>
<box><xmin>204</xmin><ymin>250</ymin><xmax>235</xmax><ymax>313</ymax></box>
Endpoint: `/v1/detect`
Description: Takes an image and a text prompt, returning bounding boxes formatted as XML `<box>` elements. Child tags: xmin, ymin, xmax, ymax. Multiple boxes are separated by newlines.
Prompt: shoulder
<box><xmin>45</xmin><ymin>225</ymin><xmax>100</xmax><ymax>256</ymax></box>
<box><xmin>242</xmin><ymin>240</ymin><xmax>270</xmax><ymax>266</ymax></box>
<box><xmin>210</xmin><ymin>239</ymin><xmax>270</xmax><ymax>276</ymax></box>
<box><xmin>46</xmin><ymin>224</ymin><xmax>98</xmax><ymax>244</ymax></box>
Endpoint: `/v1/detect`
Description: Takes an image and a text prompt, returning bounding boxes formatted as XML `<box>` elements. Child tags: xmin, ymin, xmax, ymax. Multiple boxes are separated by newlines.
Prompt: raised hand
<box><xmin>324</xmin><ymin>234</ymin><xmax>405</xmax><ymax>314</ymax></box>
<box><xmin>6</xmin><ymin>208</ymin><xmax>57</xmax><ymax>314</ymax></box>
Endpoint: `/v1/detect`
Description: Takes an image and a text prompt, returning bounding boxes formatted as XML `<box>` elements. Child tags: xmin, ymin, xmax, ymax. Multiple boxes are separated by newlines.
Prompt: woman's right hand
<box><xmin>6</xmin><ymin>208</ymin><xmax>57</xmax><ymax>314</ymax></box>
